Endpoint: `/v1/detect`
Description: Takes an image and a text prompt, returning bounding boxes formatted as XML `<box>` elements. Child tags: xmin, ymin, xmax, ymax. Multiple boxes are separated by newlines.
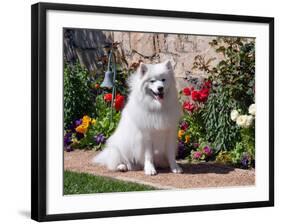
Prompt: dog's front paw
<box><xmin>144</xmin><ymin>165</ymin><xmax>157</xmax><ymax>176</ymax></box>
<box><xmin>171</xmin><ymin>164</ymin><xmax>183</xmax><ymax>174</ymax></box>
<box><xmin>117</xmin><ymin>164</ymin><xmax>128</xmax><ymax>172</ymax></box>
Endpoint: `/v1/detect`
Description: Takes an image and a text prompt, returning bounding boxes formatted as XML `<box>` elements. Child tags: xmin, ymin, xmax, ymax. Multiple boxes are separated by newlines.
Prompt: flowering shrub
<box><xmin>177</xmin><ymin>37</ymin><xmax>255</xmax><ymax>168</ymax></box>
<box><xmin>63</xmin><ymin>57</ymin><xmax>127</xmax><ymax>151</ymax></box>
<box><xmin>64</xmin><ymin>92</ymin><xmax>123</xmax><ymax>151</ymax></box>
<box><xmin>177</xmin><ymin>78</ymin><xmax>210</xmax><ymax>160</ymax></box>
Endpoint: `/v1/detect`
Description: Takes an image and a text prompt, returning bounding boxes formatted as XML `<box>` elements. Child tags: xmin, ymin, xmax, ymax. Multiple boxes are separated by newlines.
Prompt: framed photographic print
<box><xmin>31</xmin><ymin>2</ymin><xmax>274</xmax><ymax>222</ymax></box>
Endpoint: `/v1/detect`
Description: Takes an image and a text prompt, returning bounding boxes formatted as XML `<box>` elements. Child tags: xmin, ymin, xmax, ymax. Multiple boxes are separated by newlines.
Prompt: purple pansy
<box><xmin>94</xmin><ymin>133</ymin><xmax>106</xmax><ymax>144</ymax></box>
<box><xmin>241</xmin><ymin>152</ymin><xmax>250</xmax><ymax>167</ymax></box>
<box><xmin>178</xmin><ymin>141</ymin><xmax>185</xmax><ymax>149</ymax></box>
<box><xmin>64</xmin><ymin>132</ymin><xmax>72</xmax><ymax>146</ymax></box>
<box><xmin>75</xmin><ymin>118</ymin><xmax>82</xmax><ymax>127</ymax></box>
<box><xmin>177</xmin><ymin>141</ymin><xmax>185</xmax><ymax>159</ymax></box>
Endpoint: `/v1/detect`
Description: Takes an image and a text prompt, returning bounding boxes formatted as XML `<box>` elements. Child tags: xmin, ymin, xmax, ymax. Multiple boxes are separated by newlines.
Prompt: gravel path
<box><xmin>64</xmin><ymin>150</ymin><xmax>255</xmax><ymax>189</ymax></box>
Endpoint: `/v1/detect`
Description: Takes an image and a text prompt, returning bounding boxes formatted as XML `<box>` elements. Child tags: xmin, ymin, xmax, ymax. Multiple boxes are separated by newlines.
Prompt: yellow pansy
<box><xmin>75</xmin><ymin>124</ymin><xmax>88</xmax><ymax>134</ymax></box>
<box><xmin>82</xmin><ymin>115</ymin><xmax>91</xmax><ymax>124</ymax></box>
<box><xmin>178</xmin><ymin>130</ymin><xmax>185</xmax><ymax>139</ymax></box>
<box><xmin>91</xmin><ymin>119</ymin><xmax>97</xmax><ymax>125</ymax></box>
<box><xmin>185</xmin><ymin>135</ymin><xmax>191</xmax><ymax>143</ymax></box>
<box><xmin>80</xmin><ymin>115</ymin><xmax>91</xmax><ymax>128</ymax></box>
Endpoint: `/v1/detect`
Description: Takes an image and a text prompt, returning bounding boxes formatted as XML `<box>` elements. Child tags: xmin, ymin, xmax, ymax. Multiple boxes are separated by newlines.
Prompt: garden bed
<box><xmin>64</xmin><ymin>150</ymin><xmax>255</xmax><ymax>190</ymax></box>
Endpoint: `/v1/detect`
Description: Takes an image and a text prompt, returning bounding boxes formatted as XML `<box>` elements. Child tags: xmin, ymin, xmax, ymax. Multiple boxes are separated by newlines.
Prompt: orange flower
<box><xmin>75</xmin><ymin>124</ymin><xmax>88</xmax><ymax>134</ymax></box>
<box><xmin>184</xmin><ymin>135</ymin><xmax>190</xmax><ymax>143</ymax></box>
<box><xmin>178</xmin><ymin>130</ymin><xmax>185</xmax><ymax>139</ymax></box>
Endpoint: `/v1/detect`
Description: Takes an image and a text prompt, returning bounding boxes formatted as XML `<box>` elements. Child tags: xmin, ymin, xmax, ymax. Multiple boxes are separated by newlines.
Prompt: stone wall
<box><xmin>63</xmin><ymin>29</ymin><xmax>225</xmax><ymax>88</ymax></box>
<box><xmin>112</xmin><ymin>32</ymin><xmax>224</xmax><ymax>76</ymax></box>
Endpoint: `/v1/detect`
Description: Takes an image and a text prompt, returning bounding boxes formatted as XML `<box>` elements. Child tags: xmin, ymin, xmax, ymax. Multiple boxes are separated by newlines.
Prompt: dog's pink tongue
<box><xmin>156</xmin><ymin>95</ymin><xmax>164</xmax><ymax>102</ymax></box>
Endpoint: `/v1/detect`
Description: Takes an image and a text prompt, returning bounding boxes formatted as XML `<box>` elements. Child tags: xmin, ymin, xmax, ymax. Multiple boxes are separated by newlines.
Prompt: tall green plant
<box><xmin>64</xmin><ymin>62</ymin><xmax>94</xmax><ymax>129</ymax></box>
<box><xmin>203</xmin><ymin>86</ymin><xmax>240</xmax><ymax>151</ymax></box>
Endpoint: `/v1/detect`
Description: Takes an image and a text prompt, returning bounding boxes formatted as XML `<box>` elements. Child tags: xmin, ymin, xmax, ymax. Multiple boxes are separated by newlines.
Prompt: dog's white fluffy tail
<box><xmin>92</xmin><ymin>147</ymin><xmax>122</xmax><ymax>171</ymax></box>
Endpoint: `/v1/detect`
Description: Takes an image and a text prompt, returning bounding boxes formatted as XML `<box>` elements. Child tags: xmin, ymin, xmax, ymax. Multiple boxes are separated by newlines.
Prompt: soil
<box><xmin>64</xmin><ymin>150</ymin><xmax>255</xmax><ymax>190</ymax></box>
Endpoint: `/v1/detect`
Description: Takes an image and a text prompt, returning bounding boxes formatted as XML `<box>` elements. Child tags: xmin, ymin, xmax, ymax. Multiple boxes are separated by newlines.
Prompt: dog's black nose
<box><xmin>158</xmin><ymin>87</ymin><xmax>164</xmax><ymax>92</ymax></box>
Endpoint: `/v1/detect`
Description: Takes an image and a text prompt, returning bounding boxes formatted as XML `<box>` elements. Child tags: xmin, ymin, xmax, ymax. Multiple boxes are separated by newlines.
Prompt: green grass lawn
<box><xmin>64</xmin><ymin>170</ymin><xmax>157</xmax><ymax>195</ymax></box>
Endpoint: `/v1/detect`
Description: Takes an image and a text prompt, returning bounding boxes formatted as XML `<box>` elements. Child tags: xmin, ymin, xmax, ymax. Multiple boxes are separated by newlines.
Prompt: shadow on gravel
<box><xmin>157</xmin><ymin>163</ymin><xmax>235</xmax><ymax>174</ymax></box>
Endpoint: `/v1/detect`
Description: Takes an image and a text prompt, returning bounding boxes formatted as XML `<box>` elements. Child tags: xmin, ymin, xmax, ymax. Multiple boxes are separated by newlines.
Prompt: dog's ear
<box><xmin>164</xmin><ymin>60</ymin><xmax>173</xmax><ymax>71</ymax></box>
<box><xmin>138</xmin><ymin>63</ymin><xmax>148</xmax><ymax>76</ymax></box>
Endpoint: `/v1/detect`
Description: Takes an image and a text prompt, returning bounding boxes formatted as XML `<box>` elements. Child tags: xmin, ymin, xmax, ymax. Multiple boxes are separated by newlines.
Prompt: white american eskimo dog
<box><xmin>93</xmin><ymin>60</ymin><xmax>183</xmax><ymax>175</ymax></box>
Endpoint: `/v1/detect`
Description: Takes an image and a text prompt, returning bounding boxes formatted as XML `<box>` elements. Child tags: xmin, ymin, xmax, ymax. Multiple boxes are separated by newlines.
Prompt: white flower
<box><xmin>231</xmin><ymin>110</ymin><xmax>239</xmax><ymax>121</ymax></box>
<box><xmin>248</xmin><ymin>104</ymin><xmax>256</xmax><ymax>116</ymax></box>
<box><xmin>236</xmin><ymin>115</ymin><xmax>254</xmax><ymax>128</ymax></box>
<box><xmin>236</xmin><ymin>115</ymin><xmax>248</xmax><ymax>128</ymax></box>
<box><xmin>245</xmin><ymin>115</ymin><xmax>254</xmax><ymax>128</ymax></box>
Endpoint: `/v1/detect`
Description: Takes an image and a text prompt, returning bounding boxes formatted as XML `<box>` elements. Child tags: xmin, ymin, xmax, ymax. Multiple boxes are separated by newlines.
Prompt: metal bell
<box><xmin>100</xmin><ymin>70</ymin><xmax>114</xmax><ymax>88</ymax></box>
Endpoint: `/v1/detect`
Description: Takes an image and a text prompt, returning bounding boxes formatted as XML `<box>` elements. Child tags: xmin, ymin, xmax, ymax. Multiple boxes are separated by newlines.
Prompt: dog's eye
<box><xmin>150</xmin><ymin>80</ymin><xmax>156</xmax><ymax>83</ymax></box>
<box><xmin>162</xmin><ymin>78</ymin><xmax>166</xmax><ymax>82</ymax></box>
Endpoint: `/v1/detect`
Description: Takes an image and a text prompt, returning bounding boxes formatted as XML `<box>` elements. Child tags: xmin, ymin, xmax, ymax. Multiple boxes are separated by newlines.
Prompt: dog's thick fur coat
<box><xmin>93</xmin><ymin>60</ymin><xmax>183</xmax><ymax>175</ymax></box>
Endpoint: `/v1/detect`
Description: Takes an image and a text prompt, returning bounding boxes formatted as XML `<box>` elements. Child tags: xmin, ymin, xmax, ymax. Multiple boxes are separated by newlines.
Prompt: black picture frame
<box><xmin>31</xmin><ymin>2</ymin><xmax>274</xmax><ymax>222</ymax></box>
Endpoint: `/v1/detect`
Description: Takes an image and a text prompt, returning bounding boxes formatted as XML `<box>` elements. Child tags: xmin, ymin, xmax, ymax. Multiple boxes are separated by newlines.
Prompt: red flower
<box><xmin>182</xmin><ymin>87</ymin><xmax>191</xmax><ymax>96</ymax></box>
<box><xmin>104</xmin><ymin>93</ymin><xmax>112</xmax><ymax>102</ymax></box>
<box><xmin>201</xmin><ymin>88</ymin><xmax>209</xmax><ymax>95</ymax></box>
<box><xmin>198</xmin><ymin>88</ymin><xmax>209</xmax><ymax>102</ymax></box>
<box><xmin>183</xmin><ymin>101</ymin><xmax>195</xmax><ymax>112</ymax></box>
<box><xmin>203</xmin><ymin>80</ymin><xmax>212</xmax><ymax>89</ymax></box>
<box><xmin>114</xmin><ymin>94</ymin><xmax>125</xmax><ymax>111</ymax></box>
<box><xmin>191</xmin><ymin>91</ymin><xmax>200</xmax><ymax>101</ymax></box>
